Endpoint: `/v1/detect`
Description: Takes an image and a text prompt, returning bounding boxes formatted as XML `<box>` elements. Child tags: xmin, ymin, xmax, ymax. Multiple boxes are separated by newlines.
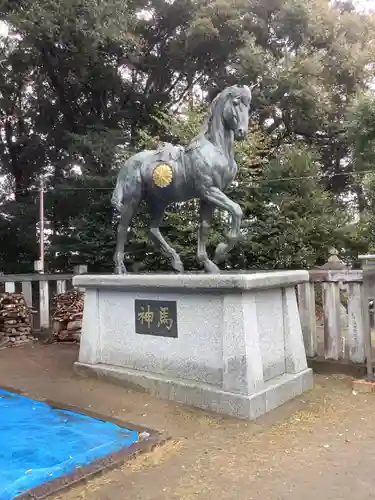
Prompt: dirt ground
<box><xmin>1</xmin><ymin>344</ymin><xmax>375</xmax><ymax>500</ymax></box>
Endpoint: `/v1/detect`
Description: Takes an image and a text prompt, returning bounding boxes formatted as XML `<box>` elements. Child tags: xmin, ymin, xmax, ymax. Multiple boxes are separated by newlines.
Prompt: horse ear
<box><xmin>250</xmin><ymin>77</ymin><xmax>262</xmax><ymax>90</ymax></box>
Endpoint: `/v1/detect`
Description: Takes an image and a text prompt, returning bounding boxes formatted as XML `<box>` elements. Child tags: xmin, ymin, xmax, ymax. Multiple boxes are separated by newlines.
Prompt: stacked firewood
<box><xmin>0</xmin><ymin>293</ymin><xmax>35</xmax><ymax>347</ymax></box>
<box><xmin>52</xmin><ymin>289</ymin><xmax>84</xmax><ymax>342</ymax></box>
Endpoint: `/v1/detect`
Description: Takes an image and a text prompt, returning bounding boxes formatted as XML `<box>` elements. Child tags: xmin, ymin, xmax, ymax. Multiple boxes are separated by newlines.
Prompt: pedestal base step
<box><xmin>75</xmin><ymin>362</ymin><xmax>314</xmax><ymax>420</ymax></box>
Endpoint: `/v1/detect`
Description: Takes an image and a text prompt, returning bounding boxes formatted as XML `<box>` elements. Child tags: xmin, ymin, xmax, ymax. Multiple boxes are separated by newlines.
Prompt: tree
<box><xmin>344</xmin><ymin>93</ymin><xmax>375</xmax><ymax>255</ymax></box>
<box><xmin>234</xmin><ymin>144</ymin><xmax>349</xmax><ymax>269</ymax></box>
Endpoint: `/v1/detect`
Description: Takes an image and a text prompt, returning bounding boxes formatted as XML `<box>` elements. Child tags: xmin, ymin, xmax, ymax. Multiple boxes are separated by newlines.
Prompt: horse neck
<box><xmin>205</xmin><ymin>113</ymin><xmax>234</xmax><ymax>164</ymax></box>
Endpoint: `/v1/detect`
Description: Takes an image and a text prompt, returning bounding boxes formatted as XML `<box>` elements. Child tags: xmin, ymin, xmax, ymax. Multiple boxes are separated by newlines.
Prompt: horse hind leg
<box><xmin>114</xmin><ymin>188</ymin><xmax>141</xmax><ymax>275</ymax></box>
<box><xmin>148</xmin><ymin>203</ymin><xmax>184</xmax><ymax>273</ymax></box>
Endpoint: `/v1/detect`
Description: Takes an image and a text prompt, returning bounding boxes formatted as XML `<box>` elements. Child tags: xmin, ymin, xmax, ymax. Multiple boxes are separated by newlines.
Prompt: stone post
<box><xmin>73</xmin><ymin>264</ymin><xmax>88</xmax><ymax>292</ymax></box>
<box><xmin>34</xmin><ymin>260</ymin><xmax>49</xmax><ymax>331</ymax></box>
<box><xmin>319</xmin><ymin>248</ymin><xmax>348</xmax><ymax>360</ymax></box>
<box><xmin>358</xmin><ymin>254</ymin><xmax>375</xmax><ymax>378</ymax></box>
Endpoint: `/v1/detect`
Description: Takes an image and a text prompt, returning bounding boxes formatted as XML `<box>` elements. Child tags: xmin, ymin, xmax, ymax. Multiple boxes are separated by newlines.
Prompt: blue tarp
<box><xmin>0</xmin><ymin>389</ymin><xmax>138</xmax><ymax>499</ymax></box>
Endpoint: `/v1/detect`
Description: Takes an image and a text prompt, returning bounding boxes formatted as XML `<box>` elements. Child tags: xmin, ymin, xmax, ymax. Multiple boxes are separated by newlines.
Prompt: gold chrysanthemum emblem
<box><xmin>152</xmin><ymin>163</ymin><xmax>173</xmax><ymax>188</ymax></box>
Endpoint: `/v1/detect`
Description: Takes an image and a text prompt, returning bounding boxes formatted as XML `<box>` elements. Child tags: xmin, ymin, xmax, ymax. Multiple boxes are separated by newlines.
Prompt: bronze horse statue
<box><xmin>111</xmin><ymin>84</ymin><xmax>252</xmax><ymax>274</ymax></box>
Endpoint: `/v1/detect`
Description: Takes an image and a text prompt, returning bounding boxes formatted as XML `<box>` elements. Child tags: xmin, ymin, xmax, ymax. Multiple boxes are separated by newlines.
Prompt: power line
<box><xmin>3</xmin><ymin>167</ymin><xmax>375</xmax><ymax>196</ymax></box>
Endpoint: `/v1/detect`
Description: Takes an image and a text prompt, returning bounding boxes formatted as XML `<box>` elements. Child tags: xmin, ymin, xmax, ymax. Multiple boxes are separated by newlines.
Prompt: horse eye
<box><xmin>233</xmin><ymin>99</ymin><xmax>240</xmax><ymax>106</ymax></box>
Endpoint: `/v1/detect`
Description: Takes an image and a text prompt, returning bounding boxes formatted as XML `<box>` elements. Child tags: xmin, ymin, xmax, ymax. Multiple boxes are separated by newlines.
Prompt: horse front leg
<box><xmin>197</xmin><ymin>200</ymin><xmax>220</xmax><ymax>273</ymax></box>
<box><xmin>148</xmin><ymin>203</ymin><xmax>184</xmax><ymax>273</ymax></box>
<box><xmin>201</xmin><ymin>187</ymin><xmax>243</xmax><ymax>265</ymax></box>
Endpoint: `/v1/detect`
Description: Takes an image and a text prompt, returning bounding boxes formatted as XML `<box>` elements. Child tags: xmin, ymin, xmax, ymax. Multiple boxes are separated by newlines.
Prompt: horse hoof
<box><xmin>114</xmin><ymin>263</ymin><xmax>127</xmax><ymax>275</ymax></box>
<box><xmin>204</xmin><ymin>261</ymin><xmax>220</xmax><ymax>274</ymax></box>
<box><xmin>172</xmin><ymin>259</ymin><xmax>184</xmax><ymax>273</ymax></box>
<box><xmin>214</xmin><ymin>242</ymin><xmax>227</xmax><ymax>264</ymax></box>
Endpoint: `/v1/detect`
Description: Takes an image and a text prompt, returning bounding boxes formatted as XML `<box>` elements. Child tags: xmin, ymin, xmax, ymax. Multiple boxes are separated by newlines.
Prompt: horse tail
<box><xmin>111</xmin><ymin>159</ymin><xmax>142</xmax><ymax>212</ymax></box>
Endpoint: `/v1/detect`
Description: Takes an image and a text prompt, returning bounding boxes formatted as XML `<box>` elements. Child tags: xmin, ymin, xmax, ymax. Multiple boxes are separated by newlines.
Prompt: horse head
<box><xmin>222</xmin><ymin>84</ymin><xmax>252</xmax><ymax>140</ymax></box>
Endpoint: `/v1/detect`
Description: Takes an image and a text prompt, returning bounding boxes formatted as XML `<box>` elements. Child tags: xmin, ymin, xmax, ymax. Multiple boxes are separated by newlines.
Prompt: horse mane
<box><xmin>197</xmin><ymin>85</ymin><xmax>251</xmax><ymax>141</ymax></box>
<box><xmin>198</xmin><ymin>87</ymin><xmax>232</xmax><ymax>139</ymax></box>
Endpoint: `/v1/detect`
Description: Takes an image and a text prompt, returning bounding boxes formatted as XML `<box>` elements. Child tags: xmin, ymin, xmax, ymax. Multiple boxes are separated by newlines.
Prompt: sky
<box><xmin>357</xmin><ymin>0</ymin><xmax>375</xmax><ymax>8</ymax></box>
<box><xmin>0</xmin><ymin>21</ymin><xmax>7</xmax><ymax>37</ymax></box>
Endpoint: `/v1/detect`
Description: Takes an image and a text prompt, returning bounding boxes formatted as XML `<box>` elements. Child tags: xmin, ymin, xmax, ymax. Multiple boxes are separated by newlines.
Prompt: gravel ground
<box><xmin>1</xmin><ymin>344</ymin><xmax>374</xmax><ymax>500</ymax></box>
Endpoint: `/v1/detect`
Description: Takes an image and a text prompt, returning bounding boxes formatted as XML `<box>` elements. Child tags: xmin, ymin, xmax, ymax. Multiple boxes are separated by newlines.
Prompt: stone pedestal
<box><xmin>73</xmin><ymin>272</ymin><xmax>313</xmax><ymax>420</ymax></box>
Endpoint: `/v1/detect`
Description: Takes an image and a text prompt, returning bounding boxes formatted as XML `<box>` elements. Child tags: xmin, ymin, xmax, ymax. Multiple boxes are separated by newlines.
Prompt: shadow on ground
<box><xmin>0</xmin><ymin>344</ymin><xmax>374</xmax><ymax>500</ymax></box>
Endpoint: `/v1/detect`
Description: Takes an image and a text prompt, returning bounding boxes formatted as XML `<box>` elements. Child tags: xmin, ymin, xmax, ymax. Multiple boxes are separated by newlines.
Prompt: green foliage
<box><xmin>45</xmin><ymin>173</ymin><xmax>116</xmax><ymax>271</ymax></box>
<box><xmin>356</xmin><ymin>173</ymin><xmax>375</xmax><ymax>253</ymax></box>
<box><xmin>344</xmin><ymin>92</ymin><xmax>375</xmax><ymax>248</ymax></box>
<box><xmin>0</xmin><ymin>198</ymin><xmax>39</xmax><ymax>273</ymax></box>
<box><xmin>346</xmin><ymin>93</ymin><xmax>375</xmax><ymax>172</ymax></box>
<box><xmin>236</xmin><ymin>145</ymin><xmax>349</xmax><ymax>269</ymax></box>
